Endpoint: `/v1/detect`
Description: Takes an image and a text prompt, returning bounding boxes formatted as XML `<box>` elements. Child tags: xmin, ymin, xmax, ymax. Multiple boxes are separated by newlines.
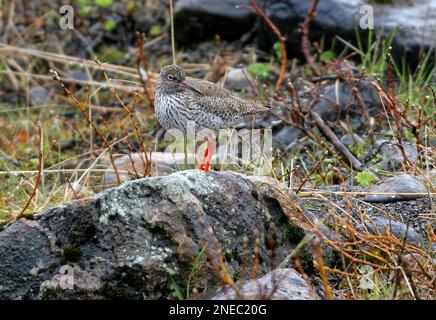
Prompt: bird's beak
<box><xmin>180</xmin><ymin>80</ymin><xmax>202</xmax><ymax>95</ymax></box>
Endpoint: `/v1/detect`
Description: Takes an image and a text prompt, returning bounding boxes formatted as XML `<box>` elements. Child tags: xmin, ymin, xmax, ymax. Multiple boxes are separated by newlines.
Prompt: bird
<box><xmin>154</xmin><ymin>64</ymin><xmax>270</xmax><ymax>172</ymax></box>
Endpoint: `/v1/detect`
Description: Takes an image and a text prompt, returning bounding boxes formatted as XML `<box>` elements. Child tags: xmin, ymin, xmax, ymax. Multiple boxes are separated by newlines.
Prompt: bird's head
<box><xmin>156</xmin><ymin>64</ymin><xmax>202</xmax><ymax>95</ymax></box>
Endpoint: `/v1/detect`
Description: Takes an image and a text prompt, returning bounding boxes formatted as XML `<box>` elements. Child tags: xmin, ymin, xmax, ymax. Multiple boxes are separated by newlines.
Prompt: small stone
<box><xmin>221</xmin><ymin>68</ymin><xmax>254</xmax><ymax>91</ymax></box>
<box><xmin>364</xmin><ymin>174</ymin><xmax>428</xmax><ymax>203</ymax></box>
<box><xmin>212</xmin><ymin>268</ymin><xmax>318</xmax><ymax>300</ymax></box>
<box><xmin>356</xmin><ymin>216</ymin><xmax>422</xmax><ymax>245</ymax></box>
<box><xmin>379</xmin><ymin>141</ymin><xmax>419</xmax><ymax>171</ymax></box>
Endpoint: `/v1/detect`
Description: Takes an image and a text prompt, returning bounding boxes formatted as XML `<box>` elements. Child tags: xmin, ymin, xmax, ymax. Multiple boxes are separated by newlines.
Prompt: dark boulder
<box><xmin>174</xmin><ymin>0</ymin><xmax>436</xmax><ymax>68</ymax></box>
<box><xmin>174</xmin><ymin>0</ymin><xmax>256</xmax><ymax>45</ymax></box>
<box><xmin>0</xmin><ymin>170</ymin><xmax>333</xmax><ymax>299</ymax></box>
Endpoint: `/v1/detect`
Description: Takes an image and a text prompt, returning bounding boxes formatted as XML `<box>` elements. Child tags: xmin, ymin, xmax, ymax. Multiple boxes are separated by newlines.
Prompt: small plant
<box><xmin>104</xmin><ymin>19</ymin><xmax>117</xmax><ymax>32</ymax></box>
<box><xmin>149</xmin><ymin>25</ymin><xmax>162</xmax><ymax>37</ymax></box>
<box><xmin>171</xmin><ymin>246</ymin><xmax>206</xmax><ymax>300</ymax></box>
<box><xmin>95</xmin><ymin>0</ymin><xmax>113</xmax><ymax>7</ymax></box>
<box><xmin>273</xmin><ymin>42</ymin><xmax>283</xmax><ymax>61</ymax></box>
<box><xmin>355</xmin><ymin>171</ymin><xmax>377</xmax><ymax>186</ymax></box>
<box><xmin>246</xmin><ymin>63</ymin><xmax>273</xmax><ymax>79</ymax></box>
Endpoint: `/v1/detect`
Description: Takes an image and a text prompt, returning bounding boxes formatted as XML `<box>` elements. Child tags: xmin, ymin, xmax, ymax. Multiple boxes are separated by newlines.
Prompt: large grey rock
<box><xmin>212</xmin><ymin>268</ymin><xmax>319</xmax><ymax>300</ymax></box>
<box><xmin>175</xmin><ymin>0</ymin><xmax>436</xmax><ymax>68</ymax></box>
<box><xmin>103</xmin><ymin>151</ymin><xmax>197</xmax><ymax>185</ymax></box>
<box><xmin>174</xmin><ymin>0</ymin><xmax>255</xmax><ymax>45</ymax></box>
<box><xmin>259</xmin><ymin>0</ymin><xmax>436</xmax><ymax>67</ymax></box>
<box><xmin>364</xmin><ymin>174</ymin><xmax>428</xmax><ymax>203</ymax></box>
<box><xmin>0</xmin><ymin>170</ymin><xmax>332</xmax><ymax>299</ymax></box>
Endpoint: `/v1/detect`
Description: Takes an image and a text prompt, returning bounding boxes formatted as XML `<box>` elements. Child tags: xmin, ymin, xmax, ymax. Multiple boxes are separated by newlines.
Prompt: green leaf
<box><xmin>104</xmin><ymin>19</ymin><xmax>117</xmax><ymax>32</ymax></box>
<box><xmin>186</xmin><ymin>246</ymin><xmax>206</xmax><ymax>299</ymax></box>
<box><xmin>355</xmin><ymin>171</ymin><xmax>377</xmax><ymax>186</ymax></box>
<box><xmin>149</xmin><ymin>25</ymin><xmax>162</xmax><ymax>37</ymax></box>
<box><xmin>246</xmin><ymin>63</ymin><xmax>273</xmax><ymax>79</ymax></box>
<box><xmin>171</xmin><ymin>280</ymin><xmax>185</xmax><ymax>300</ymax></box>
<box><xmin>320</xmin><ymin>51</ymin><xmax>334</xmax><ymax>62</ymax></box>
<box><xmin>95</xmin><ymin>0</ymin><xmax>113</xmax><ymax>7</ymax></box>
<box><xmin>77</xmin><ymin>0</ymin><xmax>87</xmax><ymax>7</ymax></box>
<box><xmin>77</xmin><ymin>0</ymin><xmax>91</xmax><ymax>15</ymax></box>
<box><xmin>273</xmin><ymin>42</ymin><xmax>283</xmax><ymax>61</ymax></box>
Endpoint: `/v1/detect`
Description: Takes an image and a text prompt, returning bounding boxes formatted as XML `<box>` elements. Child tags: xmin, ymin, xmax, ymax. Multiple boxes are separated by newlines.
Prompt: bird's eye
<box><xmin>167</xmin><ymin>74</ymin><xmax>175</xmax><ymax>81</ymax></box>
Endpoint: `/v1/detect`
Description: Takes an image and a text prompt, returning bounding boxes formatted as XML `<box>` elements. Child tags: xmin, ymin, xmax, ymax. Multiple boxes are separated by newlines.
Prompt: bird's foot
<box><xmin>196</xmin><ymin>137</ymin><xmax>215</xmax><ymax>173</ymax></box>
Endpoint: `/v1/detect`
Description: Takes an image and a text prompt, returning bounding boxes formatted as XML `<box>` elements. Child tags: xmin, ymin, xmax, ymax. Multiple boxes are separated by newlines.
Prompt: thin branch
<box><xmin>50</xmin><ymin>70</ymin><xmax>122</xmax><ymax>184</ymax></box>
<box><xmin>16</xmin><ymin>121</ymin><xmax>43</xmax><ymax>219</ymax></box>
<box><xmin>310</xmin><ymin>110</ymin><xmax>371</xmax><ymax>173</ymax></box>
<box><xmin>169</xmin><ymin>0</ymin><xmax>176</xmax><ymax>65</ymax></box>
<box><xmin>136</xmin><ymin>32</ymin><xmax>154</xmax><ymax>107</ymax></box>
<box><xmin>301</xmin><ymin>0</ymin><xmax>321</xmax><ymax>76</ymax></box>
<box><xmin>95</xmin><ymin>58</ymin><xmax>151</xmax><ymax>177</ymax></box>
<box><xmin>250</xmin><ymin>0</ymin><xmax>287</xmax><ymax>92</ymax></box>
<box><xmin>387</xmin><ymin>48</ymin><xmax>410</xmax><ymax>167</ymax></box>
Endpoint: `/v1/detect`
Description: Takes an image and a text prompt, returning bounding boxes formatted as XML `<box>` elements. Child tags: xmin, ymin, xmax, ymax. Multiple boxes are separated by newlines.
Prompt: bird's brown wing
<box><xmin>186</xmin><ymin>77</ymin><xmax>234</xmax><ymax>98</ymax></box>
<box><xmin>186</xmin><ymin>77</ymin><xmax>270</xmax><ymax>117</ymax></box>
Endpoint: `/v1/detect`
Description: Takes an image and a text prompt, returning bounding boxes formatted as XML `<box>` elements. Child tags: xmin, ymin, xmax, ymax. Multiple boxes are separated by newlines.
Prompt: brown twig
<box><xmin>310</xmin><ymin>110</ymin><xmax>370</xmax><ymax>173</ymax></box>
<box><xmin>250</xmin><ymin>0</ymin><xmax>287</xmax><ymax>92</ymax></box>
<box><xmin>16</xmin><ymin>121</ymin><xmax>43</xmax><ymax>219</ymax></box>
<box><xmin>95</xmin><ymin>58</ymin><xmax>151</xmax><ymax>177</ymax></box>
<box><xmin>301</xmin><ymin>0</ymin><xmax>321</xmax><ymax>77</ymax></box>
<box><xmin>387</xmin><ymin>48</ymin><xmax>411</xmax><ymax>167</ymax></box>
<box><xmin>136</xmin><ymin>32</ymin><xmax>154</xmax><ymax>107</ymax></box>
<box><xmin>296</xmin><ymin>152</ymin><xmax>326</xmax><ymax>193</ymax></box>
<box><xmin>313</xmin><ymin>238</ymin><xmax>333</xmax><ymax>299</ymax></box>
<box><xmin>50</xmin><ymin>70</ymin><xmax>122</xmax><ymax>184</ymax></box>
<box><xmin>63</xmin><ymin>171</ymin><xmax>79</xmax><ymax>200</ymax></box>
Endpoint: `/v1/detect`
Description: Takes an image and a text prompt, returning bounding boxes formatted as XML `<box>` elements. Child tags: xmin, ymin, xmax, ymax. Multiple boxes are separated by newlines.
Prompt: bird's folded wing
<box><xmin>189</xmin><ymin>96</ymin><xmax>266</xmax><ymax>118</ymax></box>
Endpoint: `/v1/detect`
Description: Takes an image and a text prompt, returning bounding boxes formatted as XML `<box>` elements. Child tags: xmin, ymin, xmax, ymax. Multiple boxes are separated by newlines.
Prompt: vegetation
<box><xmin>0</xmin><ymin>0</ymin><xmax>434</xmax><ymax>300</ymax></box>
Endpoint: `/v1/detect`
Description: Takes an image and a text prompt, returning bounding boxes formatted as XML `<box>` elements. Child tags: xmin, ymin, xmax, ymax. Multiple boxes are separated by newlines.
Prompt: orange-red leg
<box><xmin>197</xmin><ymin>147</ymin><xmax>209</xmax><ymax>171</ymax></box>
<box><xmin>197</xmin><ymin>137</ymin><xmax>215</xmax><ymax>172</ymax></box>
<box><xmin>203</xmin><ymin>137</ymin><xmax>216</xmax><ymax>173</ymax></box>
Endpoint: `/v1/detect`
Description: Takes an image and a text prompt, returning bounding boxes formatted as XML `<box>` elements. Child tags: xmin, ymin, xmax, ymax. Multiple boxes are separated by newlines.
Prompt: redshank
<box><xmin>154</xmin><ymin>64</ymin><xmax>270</xmax><ymax>172</ymax></box>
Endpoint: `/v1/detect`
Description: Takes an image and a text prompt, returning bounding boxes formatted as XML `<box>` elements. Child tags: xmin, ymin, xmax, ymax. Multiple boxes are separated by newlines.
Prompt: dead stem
<box><xmin>50</xmin><ymin>69</ymin><xmax>122</xmax><ymax>184</ymax></box>
<box><xmin>250</xmin><ymin>0</ymin><xmax>287</xmax><ymax>92</ymax></box>
<box><xmin>95</xmin><ymin>58</ymin><xmax>151</xmax><ymax>177</ymax></box>
<box><xmin>301</xmin><ymin>0</ymin><xmax>321</xmax><ymax>76</ymax></box>
<box><xmin>15</xmin><ymin>121</ymin><xmax>43</xmax><ymax>220</ymax></box>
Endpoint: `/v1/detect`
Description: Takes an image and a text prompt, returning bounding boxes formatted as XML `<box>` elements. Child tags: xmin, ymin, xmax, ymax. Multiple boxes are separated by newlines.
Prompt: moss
<box><xmin>298</xmin><ymin>248</ymin><xmax>315</xmax><ymax>275</ymax></box>
<box><xmin>100</xmin><ymin>284</ymin><xmax>133</xmax><ymax>300</ymax></box>
<box><xmin>285</xmin><ymin>222</ymin><xmax>305</xmax><ymax>243</ymax></box>
<box><xmin>21</xmin><ymin>212</ymin><xmax>34</xmax><ymax>219</ymax></box>
<box><xmin>63</xmin><ymin>246</ymin><xmax>82</xmax><ymax>262</ymax></box>
<box><xmin>224</xmin><ymin>251</ymin><xmax>233</xmax><ymax>262</ymax></box>
<box><xmin>98</xmin><ymin>46</ymin><xmax>125</xmax><ymax>63</ymax></box>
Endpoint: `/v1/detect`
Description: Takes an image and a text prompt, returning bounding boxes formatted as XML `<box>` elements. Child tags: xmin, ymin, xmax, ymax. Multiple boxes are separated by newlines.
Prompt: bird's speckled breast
<box><xmin>154</xmin><ymin>92</ymin><xmax>232</xmax><ymax>131</ymax></box>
